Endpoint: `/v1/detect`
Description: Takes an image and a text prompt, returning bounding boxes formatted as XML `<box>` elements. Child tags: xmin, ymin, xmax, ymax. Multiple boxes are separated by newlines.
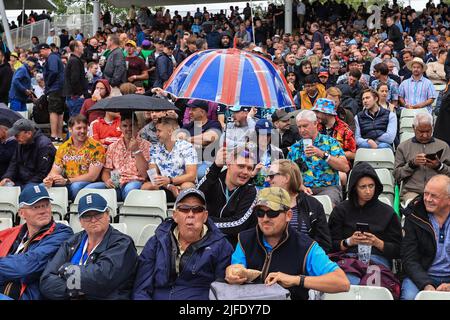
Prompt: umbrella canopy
<box><xmin>89</xmin><ymin>94</ymin><xmax>178</xmax><ymax>112</ymax></box>
<box><xmin>4</xmin><ymin>0</ymin><xmax>57</xmax><ymax>10</ymax></box>
<box><xmin>0</xmin><ymin>103</ymin><xmax>24</xmax><ymax>127</ymax></box>
<box><xmin>164</xmin><ymin>48</ymin><xmax>294</xmax><ymax>109</ymax></box>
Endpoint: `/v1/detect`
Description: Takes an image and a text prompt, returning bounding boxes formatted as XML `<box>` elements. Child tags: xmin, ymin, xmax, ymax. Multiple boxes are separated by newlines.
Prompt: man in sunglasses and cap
<box><xmin>225</xmin><ymin>187</ymin><xmax>349</xmax><ymax>300</ymax></box>
<box><xmin>0</xmin><ymin>185</ymin><xmax>73</xmax><ymax>300</ymax></box>
<box><xmin>133</xmin><ymin>188</ymin><xmax>233</xmax><ymax>300</ymax></box>
<box><xmin>40</xmin><ymin>193</ymin><xmax>138</xmax><ymax>300</ymax></box>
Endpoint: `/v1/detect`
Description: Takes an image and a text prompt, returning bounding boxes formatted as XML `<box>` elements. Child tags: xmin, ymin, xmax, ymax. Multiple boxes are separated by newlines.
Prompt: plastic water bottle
<box><xmin>110</xmin><ymin>170</ymin><xmax>121</xmax><ymax>188</ymax></box>
<box><xmin>358</xmin><ymin>244</ymin><xmax>372</xmax><ymax>265</ymax></box>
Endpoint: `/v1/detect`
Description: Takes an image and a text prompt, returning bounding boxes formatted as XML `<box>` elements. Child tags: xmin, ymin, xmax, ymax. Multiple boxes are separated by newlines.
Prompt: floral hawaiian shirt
<box><xmin>287</xmin><ymin>133</ymin><xmax>345</xmax><ymax>188</ymax></box>
<box><xmin>149</xmin><ymin>139</ymin><xmax>198</xmax><ymax>178</ymax></box>
<box><xmin>54</xmin><ymin>137</ymin><xmax>105</xmax><ymax>178</ymax></box>
<box><xmin>105</xmin><ymin>138</ymin><xmax>151</xmax><ymax>184</ymax></box>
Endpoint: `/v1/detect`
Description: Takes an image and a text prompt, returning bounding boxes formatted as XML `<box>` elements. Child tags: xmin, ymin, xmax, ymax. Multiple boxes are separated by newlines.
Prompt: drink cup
<box><xmin>358</xmin><ymin>244</ymin><xmax>372</xmax><ymax>265</ymax></box>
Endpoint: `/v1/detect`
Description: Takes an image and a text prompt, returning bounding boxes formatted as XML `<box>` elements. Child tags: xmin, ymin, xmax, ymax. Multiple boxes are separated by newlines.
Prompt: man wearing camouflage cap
<box><xmin>225</xmin><ymin>187</ymin><xmax>349</xmax><ymax>300</ymax></box>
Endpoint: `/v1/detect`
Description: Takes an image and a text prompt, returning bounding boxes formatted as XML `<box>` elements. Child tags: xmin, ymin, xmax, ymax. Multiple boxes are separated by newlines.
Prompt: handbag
<box><xmin>209</xmin><ymin>281</ymin><xmax>291</xmax><ymax>300</ymax></box>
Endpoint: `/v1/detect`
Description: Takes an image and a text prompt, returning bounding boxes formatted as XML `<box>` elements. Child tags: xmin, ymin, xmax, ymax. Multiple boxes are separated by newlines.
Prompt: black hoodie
<box><xmin>328</xmin><ymin>162</ymin><xmax>402</xmax><ymax>259</ymax></box>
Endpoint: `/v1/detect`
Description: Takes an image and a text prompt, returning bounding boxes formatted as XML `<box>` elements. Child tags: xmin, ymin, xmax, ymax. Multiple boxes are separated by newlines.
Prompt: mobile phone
<box><xmin>356</xmin><ymin>222</ymin><xmax>370</xmax><ymax>233</ymax></box>
<box><xmin>425</xmin><ymin>153</ymin><xmax>437</xmax><ymax>160</ymax></box>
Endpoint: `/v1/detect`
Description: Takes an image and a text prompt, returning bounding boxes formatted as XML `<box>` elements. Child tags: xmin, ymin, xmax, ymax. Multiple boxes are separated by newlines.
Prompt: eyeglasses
<box><xmin>81</xmin><ymin>211</ymin><xmax>105</xmax><ymax>222</ymax></box>
<box><xmin>176</xmin><ymin>205</ymin><xmax>206</xmax><ymax>214</ymax></box>
<box><xmin>255</xmin><ymin>208</ymin><xmax>285</xmax><ymax>218</ymax></box>
<box><xmin>266</xmin><ymin>172</ymin><xmax>282</xmax><ymax>180</ymax></box>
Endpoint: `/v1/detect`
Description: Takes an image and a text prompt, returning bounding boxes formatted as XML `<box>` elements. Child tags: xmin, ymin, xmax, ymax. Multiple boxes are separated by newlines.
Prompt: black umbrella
<box><xmin>89</xmin><ymin>94</ymin><xmax>178</xmax><ymax>112</ymax></box>
<box><xmin>0</xmin><ymin>103</ymin><xmax>24</xmax><ymax>127</ymax></box>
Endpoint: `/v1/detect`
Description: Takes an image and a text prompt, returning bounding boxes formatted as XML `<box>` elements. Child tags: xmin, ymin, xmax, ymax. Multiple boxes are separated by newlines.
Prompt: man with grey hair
<box><xmin>401</xmin><ymin>175</ymin><xmax>450</xmax><ymax>299</ymax></box>
<box><xmin>288</xmin><ymin>110</ymin><xmax>350</xmax><ymax>206</ymax></box>
<box><xmin>394</xmin><ymin>113</ymin><xmax>450</xmax><ymax>203</ymax></box>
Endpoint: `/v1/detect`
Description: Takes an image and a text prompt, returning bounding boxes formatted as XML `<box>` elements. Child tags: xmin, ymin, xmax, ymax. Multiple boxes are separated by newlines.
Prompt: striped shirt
<box><xmin>398</xmin><ymin>75</ymin><xmax>437</xmax><ymax>113</ymax></box>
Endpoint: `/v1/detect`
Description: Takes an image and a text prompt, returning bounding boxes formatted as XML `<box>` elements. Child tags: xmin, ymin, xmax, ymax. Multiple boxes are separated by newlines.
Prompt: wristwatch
<box><xmin>322</xmin><ymin>152</ymin><xmax>330</xmax><ymax>161</ymax></box>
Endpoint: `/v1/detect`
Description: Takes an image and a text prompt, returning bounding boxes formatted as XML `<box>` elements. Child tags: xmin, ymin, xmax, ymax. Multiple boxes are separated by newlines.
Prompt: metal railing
<box><xmin>2</xmin><ymin>19</ymin><xmax>50</xmax><ymax>49</ymax></box>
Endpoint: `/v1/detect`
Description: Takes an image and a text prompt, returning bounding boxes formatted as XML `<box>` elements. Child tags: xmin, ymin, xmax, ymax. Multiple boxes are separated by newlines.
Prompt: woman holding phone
<box><xmin>328</xmin><ymin>161</ymin><xmax>402</xmax><ymax>285</ymax></box>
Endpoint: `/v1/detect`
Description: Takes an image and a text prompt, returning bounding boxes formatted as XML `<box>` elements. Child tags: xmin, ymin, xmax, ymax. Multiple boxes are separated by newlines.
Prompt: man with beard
<box><xmin>219</xmin><ymin>106</ymin><xmax>256</xmax><ymax>150</ymax></box>
<box><xmin>220</xmin><ymin>33</ymin><xmax>232</xmax><ymax>49</ymax></box>
<box><xmin>43</xmin><ymin>115</ymin><xmax>105</xmax><ymax>200</ymax></box>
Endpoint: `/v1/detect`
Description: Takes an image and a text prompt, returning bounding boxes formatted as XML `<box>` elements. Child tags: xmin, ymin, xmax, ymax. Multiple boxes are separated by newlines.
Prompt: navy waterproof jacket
<box><xmin>8</xmin><ymin>63</ymin><xmax>32</xmax><ymax>102</ymax></box>
<box><xmin>132</xmin><ymin>218</ymin><xmax>233</xmax><ymax>300</ymax></box>
<box><xmin>43</xmin><ymin>52</ymin><xmax>64</xmax><ymax>94</ymax></box>
<box><xmin>39</xmin><ymin>226</ymin><xmax>138</xmax><ymax>300</ymax></box>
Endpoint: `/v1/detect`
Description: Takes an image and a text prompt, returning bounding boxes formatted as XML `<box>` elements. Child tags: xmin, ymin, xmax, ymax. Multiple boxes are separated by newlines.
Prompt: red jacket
<box><xmin>0</xmin><ymin>223</ymin><xmax>55</xmax><ymax>299</ymax></box>
<box><xmin>89</xmin><ymin>117</ymin><xmax>123</xmax><ymax>146</ymax></box>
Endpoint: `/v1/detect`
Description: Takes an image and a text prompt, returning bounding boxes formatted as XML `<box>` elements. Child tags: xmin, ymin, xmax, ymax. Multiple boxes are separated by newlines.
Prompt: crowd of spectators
<box><xmin>0</xmin><ymin>0</ymin><xmax>450</xmax><ymax>301</ymax></box>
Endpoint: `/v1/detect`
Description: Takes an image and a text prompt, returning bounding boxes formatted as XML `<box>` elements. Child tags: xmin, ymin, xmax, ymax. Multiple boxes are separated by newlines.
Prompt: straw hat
<box><xmin>407</xmin><ymin>57</ymin><xmax>427</xmax><ymax>72</ymax></box>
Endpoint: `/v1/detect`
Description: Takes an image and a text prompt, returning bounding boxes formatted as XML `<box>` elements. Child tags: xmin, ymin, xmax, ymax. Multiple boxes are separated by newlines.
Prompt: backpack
<box><xmin>209</xmin><ymin>281</ymin><xmax>291</xmax><ymax>300</ymax></box>
<box><xmin>32</xmin><ymin>94</ymin><xmax>50</xmax><ymax>124</ymax></box>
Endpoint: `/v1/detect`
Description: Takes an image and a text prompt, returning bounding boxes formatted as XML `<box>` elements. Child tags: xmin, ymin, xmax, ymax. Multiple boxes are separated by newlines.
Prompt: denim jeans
<box><xmin>401</xmin><ymin>276</ymin><xmax>450</xmax><ymax>300</ymax></box>
<box><xmin>345</xmin><ymin>254</ymin><xmax>392</xmax><ymax>285</ymax></box>
<box><xmin>66</xmin><ymin>96</ymin><xmax>85</xmax><ymax>117</ymax></box>
<box><xmin>67</xmin><ymin>181</ymin><xmax>91</xmax><ymax>200</ymax></box>
<box><xmin>358</xmin><ymin>141</ymin><xmax>392</xmax><ymax>149</ymax></box>
<box><xmin>85</xmin><ymin>181</ymin><xmax>143</xmax><ymax>201</ymax></box>
<box><xmin>9</xmin><ymin>99</ymin><xmax>27</xmax><ymax>112</ymax></box>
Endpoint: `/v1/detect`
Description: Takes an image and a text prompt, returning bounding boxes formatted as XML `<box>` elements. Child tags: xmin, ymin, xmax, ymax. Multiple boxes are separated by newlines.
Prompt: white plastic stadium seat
<box><xmin>111</xmin><ymin>223</ymin><xmax>128</xmax><ymax>234</ymax></box>
<box><xmin>354</xmin><ymin>149</ymin><xmax>395</xmax><ymax>170</ymax></box>
<box><xmin>433</xmin><ymin>84</ymin><xmax>446</xmax><ymax>92</ymax></box>
<box><xmin>69</xmin><ymin>188</ymin><xmax>118</xmax><ymax>233</ymax></box>
<box><xmin>321</xmin><ymin>285</ymin><xmax>394</xmax><ymax>300</ymax></box>
<box><xmin>400</xmin><ymin>108</ymin><xmax>429</xmax><ymax>120</ymax></box>
<box><xmin>312</xmin><ymin>195</ymin><xmax>332</xmax><ymax>221</ymax></box>
<box><xmin>399</xmin><ymin>117</ymin><xmax>414</xmax><ymax>134</ymax></box>
<box><xmin>400</xmin><ymin>132</ymin><xmax>415</xmax><ymax>144</ymax></box>
<box><xmin>118</xmin><ymin>190</ymin><xmax>166</xmax><ymax>242</ymax></box>
<box><xmin>0</xmin><ymin>186</ymin><xmax>21</xmax><ymax>223</ymax></box>
<box><xmin>136</xmin><ymin>223</ymin><xmax>159</xmax><ymax>254</ymax></box>
<box><xmin>378</xmin><ymin>197</ymin><xmax>392</xmax><ymax>207</ymax></box>
<box><xmin>375</xmin><ymin>169</ymin><xmax>395</xmax><ymax>195</ymax></box>
<box><xmin>0</xmin><ymin>217</ymin><xmax>13</xmax><ymax>231</ymax></box>
<box><xmin>47</xmin><ymin>187</ymin><xmax>68</xmax><ymax>221</ymax></box>
<box><xmin>415</xmin><ymin>291</ymin><xmax>450</xmax><ymax>300</ymax></box>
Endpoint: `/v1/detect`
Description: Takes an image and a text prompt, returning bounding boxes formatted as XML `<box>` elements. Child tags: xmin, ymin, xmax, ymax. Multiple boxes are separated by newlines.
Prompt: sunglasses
<box><xmin>255</xmin><ymin>208</ymin><xmax>285</xmax><ymax>218</ymax></box>
<box><xmin>266</xmin><ymin>172</ymin><xmax>282</xmax><ymax>180</ymax></box>
<box><xmin>176</xmin><ymin>205</ymin><xmax>206</xmax><ymax>214</ymax></box>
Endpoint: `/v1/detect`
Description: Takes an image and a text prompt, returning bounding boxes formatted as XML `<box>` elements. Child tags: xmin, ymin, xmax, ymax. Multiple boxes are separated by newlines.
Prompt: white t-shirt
<box><xmin>297</xmin><ymin>3</ymin><xmax>306</xmax><ymax>15</ymax></box>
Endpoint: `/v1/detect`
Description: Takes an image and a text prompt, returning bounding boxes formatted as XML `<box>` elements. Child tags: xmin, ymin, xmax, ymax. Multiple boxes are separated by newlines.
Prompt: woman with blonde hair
<box><xmin>266</xmin><ymin>159</ymin><xmax>332</xmax><ymax>252</ymax></box>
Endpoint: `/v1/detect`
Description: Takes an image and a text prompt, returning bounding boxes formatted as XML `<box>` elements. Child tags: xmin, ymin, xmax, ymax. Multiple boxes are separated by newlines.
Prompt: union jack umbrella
<box><xmin>164</xmin><ymin>48</ymin><xmax>294</xmax><ymax>109</ymax></box>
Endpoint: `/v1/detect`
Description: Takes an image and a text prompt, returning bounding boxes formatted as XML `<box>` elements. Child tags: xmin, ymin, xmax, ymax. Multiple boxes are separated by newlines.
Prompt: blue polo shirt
<box><xmin>428</xmin><ymin>214</ymin><xmax>450</xmax><ymax>277</ymax></box>
<box><xmin>231</xmin><ymin>238</ymin><xmax>338</xmax><ymax>276</ymax></box>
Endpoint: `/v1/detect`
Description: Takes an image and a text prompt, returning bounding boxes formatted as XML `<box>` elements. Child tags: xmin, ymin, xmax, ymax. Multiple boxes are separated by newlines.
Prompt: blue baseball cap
<box><xmin>174</xmin><ymin>188</ymin><xmax>206</xmax><ymax>208</ymax></box>
<box><xmin>78</xmin><ymin>193</ymin><xmax>108</xmax><ymax>218</ymax></box>
<box><xmin>255</xmin><ymin>119</ymin><xmax>273</xmax><ymax>134</ymax></box>
<box><xmin>19</xmin><ymin>184</ymin><xmax>52</xmax><ymax>207</ymax></box>
<box><xmin>229</xmin><ymin>105</ymin><xmax>252</xmax><ymax>112</ymax></box>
